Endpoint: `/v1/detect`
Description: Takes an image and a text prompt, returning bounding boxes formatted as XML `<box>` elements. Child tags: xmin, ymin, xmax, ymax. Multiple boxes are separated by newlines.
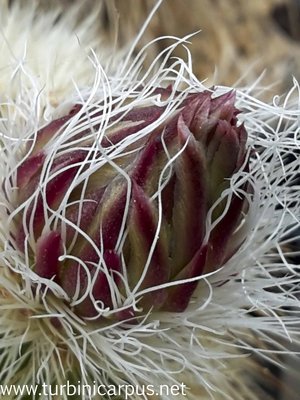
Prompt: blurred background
<box><xmin>104</xmin><ymin>0</ymin><xmax>300</xmax><ymax>95</ymax></box>
<box><xmin>34</xmin><ymin>0</ymin><xmax>300</xmax><ymax>96</ymax></box>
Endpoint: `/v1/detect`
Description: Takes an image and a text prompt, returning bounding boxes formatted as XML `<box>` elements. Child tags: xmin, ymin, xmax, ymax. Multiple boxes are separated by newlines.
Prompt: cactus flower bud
<box><xmin>2</xmin><ymin>4</ymin><xmax>300</xmax><ymax>399</ymax></box>
<box><xmin>13</xmin><ymin>88</ymin><xmax>248</xmax><ymax>319</ymax></box>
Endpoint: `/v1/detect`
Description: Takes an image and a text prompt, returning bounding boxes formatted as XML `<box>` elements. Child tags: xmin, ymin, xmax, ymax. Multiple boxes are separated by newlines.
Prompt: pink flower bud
<box><xmin>14</xmin><ymin>89</ymin><xmax>249</xmax><ymax>319</ymax></box>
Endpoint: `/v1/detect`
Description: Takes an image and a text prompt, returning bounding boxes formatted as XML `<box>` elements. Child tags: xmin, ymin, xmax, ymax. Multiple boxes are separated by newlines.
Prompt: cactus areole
<box><xmin>13</xmin><ymin>88</ymin><xmax>249</xmax><ymax>320</ymax></box>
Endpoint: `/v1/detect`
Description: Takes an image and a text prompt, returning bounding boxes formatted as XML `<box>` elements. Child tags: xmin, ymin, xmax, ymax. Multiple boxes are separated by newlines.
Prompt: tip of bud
<box><xmin>35</xmin><ymin>231</ymin><xmax>63</xmax><ymax>280</ymax></box>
